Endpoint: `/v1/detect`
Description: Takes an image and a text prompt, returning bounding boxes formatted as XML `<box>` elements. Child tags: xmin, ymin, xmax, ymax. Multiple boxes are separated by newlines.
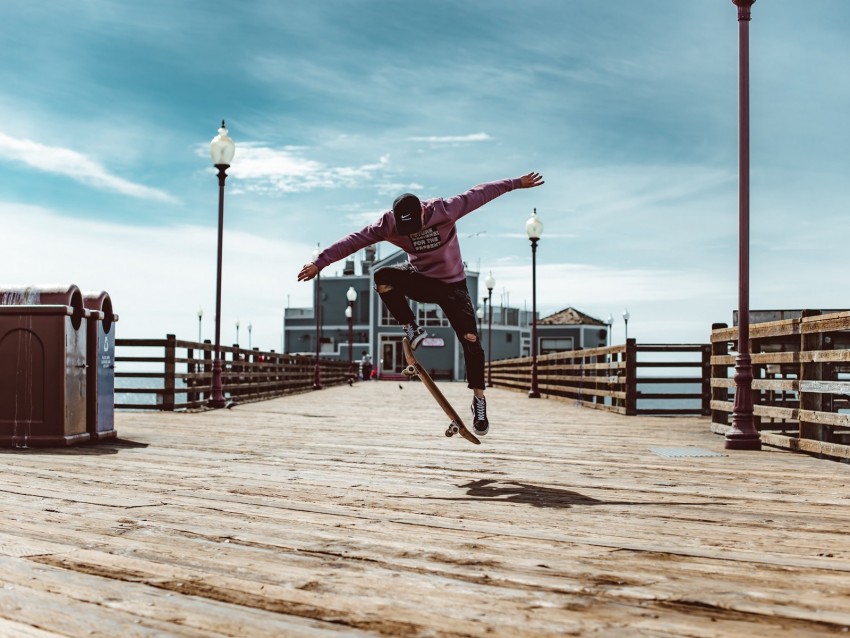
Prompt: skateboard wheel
<box><xmin>445</xmin><ymin>428</ymin><xmax>453</xmax><ymax>437</ymax></box>
<box><xmin>449</xmin><ymin>422</ymin><xmax>460</xmax><ymax>434</ymax></box>
<box><xmin>402</xmin><ymin>365</ymin><xmax>416</xmax><ymax>377</ymax></box>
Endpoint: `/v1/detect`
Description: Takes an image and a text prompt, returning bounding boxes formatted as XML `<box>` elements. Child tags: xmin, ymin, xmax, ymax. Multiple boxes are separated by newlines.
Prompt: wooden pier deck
<box><xmin>1</xmin><ymin>381</ymin><xmax>849</xmax><ymax>637</ymax></box>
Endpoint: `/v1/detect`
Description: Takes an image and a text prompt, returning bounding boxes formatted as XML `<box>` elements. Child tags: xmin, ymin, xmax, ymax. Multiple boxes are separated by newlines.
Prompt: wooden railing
<box><xmin>115</xmin><ymin>335</ymin><xmax>352</xmax><ymax>411</ymax></box>
<box><xmin>711</xmin><ymin>311</ymin><xmax>850</xmax><ymax>459</ymax></box>
<box><xmin>489</xmin><ymin>340</ymin><xmax>710</xmax><ymax>416</ymax></box>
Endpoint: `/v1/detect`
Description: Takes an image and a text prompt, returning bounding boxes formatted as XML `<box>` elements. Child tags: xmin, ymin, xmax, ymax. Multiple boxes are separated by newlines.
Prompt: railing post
<box><xmin>710</xmin><ymin>323</ymin><xmax>730</xmax><ymax>426</ymax></box>
<box><xmin>750</xmin><ymin>335</ymin><xmax>762</xmax><ymax>432</ymax></box>
<box><xmin>202</xmin><ymin>339</ymin><xmax>212</xmax><ymax>403</ymax></box>
<box><xmin>799</xmin><ymin>311</ymin><xmax>827</xmax><ymax>444</ymax></box>
<box><xmin>187</xmin><ymin>346</ymin><xmax>196</xmax><ymax>407</ymax></box>
<box><xmin>701</xmin><ymin>343</ymin><xmax>712</xmax><ymax>417</ymax></box>
<box><xmin>163</xmin><ymin>334</ymin><xmax>176</xmax><ymax>411</ymax></box>
<box><xmin>625</xmin><ymin>338</ymin><xmax>637</xmax><ymax>416</ymax></box>
<box><xmin>252</xmin><ymin>347</ymin><xmax>260</xmax><ymax>400</ymax></box>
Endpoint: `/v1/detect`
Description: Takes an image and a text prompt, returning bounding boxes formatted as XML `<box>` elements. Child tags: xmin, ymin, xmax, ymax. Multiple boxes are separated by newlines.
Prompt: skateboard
<box><xmin>401</xmin><ymin>337</ymin><xmax>481</xmax><ymax>445</ymax></box>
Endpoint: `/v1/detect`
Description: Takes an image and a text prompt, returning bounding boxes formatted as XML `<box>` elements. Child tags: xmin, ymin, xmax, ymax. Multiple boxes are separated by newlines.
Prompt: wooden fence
<box><xmin>489</xmin><ymin>340</ymin><xmax>710</xmax><ymax>416</ymax></box>
<box><xmin>115</xmin><ymin>335</ymin><xmax>352</xmax><ymax>411</ymax></box>
<box><xmin>711</xmin><ymin>311</ymin><xmax>850</xmax><ymax>459</ymax></box>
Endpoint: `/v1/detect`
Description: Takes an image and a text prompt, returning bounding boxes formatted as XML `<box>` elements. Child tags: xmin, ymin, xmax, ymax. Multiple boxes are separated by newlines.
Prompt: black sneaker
<box><xmin>471</xmin><ymin>396</ymin><xmax>489</xmax><ymax>436</ymax></box>
<box><xmin>403</xmin><ymin>324</ymin><xmax>427</xmax><ymax>350</ymax></box>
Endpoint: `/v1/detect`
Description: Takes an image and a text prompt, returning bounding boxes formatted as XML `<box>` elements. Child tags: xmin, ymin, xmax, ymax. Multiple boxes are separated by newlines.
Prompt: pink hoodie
<box><xmin>314</xmin><ymin>178</ymin><xmax>521</xmax><ymax>283</ymax></box>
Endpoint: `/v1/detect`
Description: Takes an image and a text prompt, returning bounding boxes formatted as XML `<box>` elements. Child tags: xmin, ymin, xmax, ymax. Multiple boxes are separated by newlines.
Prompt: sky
<box><xmin>1</xmin><ymin>0</ymin><xmax>849</xmax><ymax>351</ymax></box>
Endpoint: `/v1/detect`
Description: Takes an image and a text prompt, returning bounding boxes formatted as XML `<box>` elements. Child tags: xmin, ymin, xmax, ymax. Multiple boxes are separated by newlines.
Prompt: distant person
<box><xmin>298</xmin><ymin>172</ymin><xmax>544</xmax><ymax>436</ymax></box>
<box><xmin>361</xmin><ymin>351</ymin><xmax>373</xmax><ymax>381</ymax></box>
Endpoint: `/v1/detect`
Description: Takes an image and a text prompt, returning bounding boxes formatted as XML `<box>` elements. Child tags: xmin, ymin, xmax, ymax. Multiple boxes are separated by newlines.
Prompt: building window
<box><xmin>380</xmin><ymin>303</ymin><xmax>401</xmax><ymax>326</ymax></box>
<box><xmin>540</xmin><ymin>337</ymin><xmax>574</xmax><ymax>355</ymax></box>
<box><xmin>505</xmin><ymin>333</ymin><xmax>513</xmax><ymax>343</ymax></box>
<box><xmin>418</xmin><ymin>303</ymin><xmax>449</xmax><ymax>327</ymax></box>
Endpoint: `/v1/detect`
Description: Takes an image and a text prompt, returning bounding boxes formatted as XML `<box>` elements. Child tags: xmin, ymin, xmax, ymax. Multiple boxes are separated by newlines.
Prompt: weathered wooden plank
<box><xmin>0</xmin><ymin>556</ymin><xmax>357</xmax><ymax>638</ymax></box>
<box><xmin>760</xmin><ymin>432</ymin><xmax>850</xmax><ymax>459</ymax></box>
<box><xmin>799</xmin><ymin>350</ymin><xmax>850</xmax><ymax>363</ymax></box>
<box><xmin>798</xmin><ymin>409</ymin><xmax>850</xmax><ymax>427</ymax></box>
<box><xmin>800</xmin><ymin>380</ymin><xmax>850</xmax><ymax>395</ymax></box>
<box><xmin>801</xmin><ymin>314</ymin><xmax>850</xmax><ymax>333</ymax></box>
<box><xmin>711</xmin><ymin>319</ymin><xmax>802</xmax><ymax>342</ymax></box>
<box><xmin>711</xmin><ymin>378</ymin><xmax>799</xmax><ymax>392</ymax></box>
<box><xmin>0</xmin><ymin>618</ymin><xmax>61</xmax><ymax>638</ymax></box>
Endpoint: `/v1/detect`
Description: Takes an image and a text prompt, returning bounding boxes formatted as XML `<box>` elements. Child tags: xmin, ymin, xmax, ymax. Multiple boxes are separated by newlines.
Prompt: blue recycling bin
<box><xmin>83</xmin><ymin>292</ymin><xmax>118</xmax><ymax>441</ymax></box>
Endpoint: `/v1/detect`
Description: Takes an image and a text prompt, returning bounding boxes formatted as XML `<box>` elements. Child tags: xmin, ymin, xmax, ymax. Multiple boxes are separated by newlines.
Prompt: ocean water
<box><xmin>116</xmin><ymin>378</ymin><xmax>704</xmax><ymax>411</ymax></box>
<box><xmin>636</xmin><ymin>382</ymin><xmax>704</xmax><ymax>411</ymax></box>
<box><xmin>115</xmin><ymin>376</ymin><xmax>190</xmax><ymax>408</ymax></box>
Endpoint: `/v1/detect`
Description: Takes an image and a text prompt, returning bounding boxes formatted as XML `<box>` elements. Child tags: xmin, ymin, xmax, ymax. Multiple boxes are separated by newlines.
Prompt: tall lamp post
<box><xmin>606</xmin><ymin>314</ymin><xmax>613</xmax><ymax>347</ymax></box>
<box><xmin>208</xmin><ymin>120</ymin><xmax>235</xmax><ymax>409</ymax></box>
<box><xmin>235</xmin><ymin>319</ymin><xmax>240</xmax><ymax>346</ymax></box>
<box><xmin>485</xmin><ymin>271</ymin><xmax>495</xmax><ymax>387</ymax></box>
<box><xmin>197</xmin><ymin>306</ymin><xmax>203</xmax><ymax>343</ymax></box>
<box><xmin>346</xmin><ymin>286</ymin><xmax>357</xmax><ymax>374</ymax></box>
<box><xmin>728</xmin><ymin>0</ymin><xmax>761</xmax><ymax>450</ymax></box>
<box><xmin>526</xmin><ymin>208</ymin><xmax>543</xmax><ymax>399</ymax></box>
<box><xmin>312</xmin><ymin>245</ymin><xmax>323</xmax><ymax>390</ymax></box>
<box><xmin>623</xmin><ymin>308</ymin><xmax>630</xmax><ymax>341</ymax></box>
<box><xmin>248</xmin><ymin>322</ymin><xmax>252</xmax><ymax>350</ymax></box>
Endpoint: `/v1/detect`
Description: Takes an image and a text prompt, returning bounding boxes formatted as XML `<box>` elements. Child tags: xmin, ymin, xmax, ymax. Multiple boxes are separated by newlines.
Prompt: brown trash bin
<box><xmin>83</xmin><ymin>291</ymin><xmax>118</xmax><ymax>441</ymax></box>
<box><xmin>0</xmin><ymin>285</ymin><xmax>90</xmax><ymax>447</ymax></box>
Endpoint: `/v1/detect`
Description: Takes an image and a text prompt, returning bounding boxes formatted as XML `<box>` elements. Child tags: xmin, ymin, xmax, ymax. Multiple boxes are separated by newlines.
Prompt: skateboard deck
<box><xmin>401</xmin><ymin>337</ymin><xmax>481</xmax><ymax>445</ymax></box>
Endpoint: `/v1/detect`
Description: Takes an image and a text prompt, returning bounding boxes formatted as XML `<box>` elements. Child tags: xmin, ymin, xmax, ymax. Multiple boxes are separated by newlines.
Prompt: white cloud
<box><xmin>494</xmin><ymin>263</ymin><xmax>728</xmax><ymax>309</ymax></box>
<box><xmin>0</xmin><ymin>131</ymin><xmax>177</xmax><ymax>203</ymax></box>
<box><xmin>205</xmin><ymin>142</ymin><xmax>391</xmax><ymax>194</ymax></box>
<box><xmin>408</xmin><ymin>133</ymin><xmax>493</xmax><ymax>144</ymax></box>
<box><xmin>483</xmin><ymin>262</ymin><xmax>735</xmax><ymax>344</ymax></box>
<box><xmin>0</xmin><ymin>201</ymin><xmax>314</xmax><ymax>353</ymax></box>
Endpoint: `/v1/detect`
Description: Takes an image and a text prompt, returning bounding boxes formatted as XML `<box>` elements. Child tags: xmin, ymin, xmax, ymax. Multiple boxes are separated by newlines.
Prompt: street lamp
<box><xmin>606</xmin><ymin>313</ymin><xmax>613</xmax><ymax>347</ymax></box>
<box><xmin>248</xmin><ymin>322</ymin><xmax>252</xmax><ymax>350</ymax></box>
<box><xmin>208</xmin><ymin>120</ymin><xmax>235</xmax><ymax>409</ymax></box>
<box><xmin>526</xmin><ymin>208</ymin><xmax>543</xmax><ymax>399</ymax></box>
<box><xmin>728</xmin><ymin>0</ymin><xmax>761</xmax><ymax>450</ymax></box>
<box><xmin>485</xmin><ymin>271</ymin><xmax>495</xmax><ymax>387</ymax></box>
<box><xmin>197</xmin><ymin>306</ymin><xmax>203</xmax><ymax>343</ymax></box>
<box><xmin>235</xmin><ymin>319</ymin><xmax>240</xmax><ymax>346</ymax></box>
<box><xmin>623</xmin><ymin>308</ymin><xmax>630</xmax><ymax>341</ymax></box>
<box><xmin>346</xmin><ymin>286</ymin><xmax>357</xmax><ymax>374</ymax></box>
<box><xmin>476</xmin><ymin>303</ymin><xmax>484</xmax><ymax>337</ymax></box>
<box><xmin>312</xmin><ymin>244</ymin><xmax>323</xmax><ymax>390</ymax></box>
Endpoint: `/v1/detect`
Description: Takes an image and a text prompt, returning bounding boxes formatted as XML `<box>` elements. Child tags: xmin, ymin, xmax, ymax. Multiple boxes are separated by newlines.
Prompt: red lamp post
<box><xmin>208</xmin><ymin>121</ymin><xmax>235</xmax><ymax>409</ymax></box>
<box><xmin>346</xmin><ymin>286</ymin><xmax>357</xmax><ymax>375</ymax></box>
<box><xmin>727</xmin><ymin>0</ymin><xmax>761</xmax><ymax>450</ymax></box>
<box><xmin>312</xmin><ymin>245</ymin><xmax>323</xmax><ymax>391</ymax></box>
<box><xmin>526</xmin><ymin>208</ymin><xmax>543</xmax><ymax>399</ymax></box>
<box><xmin>485</xmin><ymin>271</ymin><xmax>495</xmax><ymax>387</ymax></box>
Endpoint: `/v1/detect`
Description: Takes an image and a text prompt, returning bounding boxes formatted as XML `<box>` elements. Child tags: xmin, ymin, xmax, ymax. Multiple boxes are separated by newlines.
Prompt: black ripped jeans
<box><xmin>374</xmin><ymin>264</ymin><xmax>485</xmax><ymax>390</ymax></box>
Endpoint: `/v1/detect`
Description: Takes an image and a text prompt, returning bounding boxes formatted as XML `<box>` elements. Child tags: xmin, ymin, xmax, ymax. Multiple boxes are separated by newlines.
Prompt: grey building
<box><xmin>537</xmin><ymin>307</ymin><xmax>609</xmax><ymax>352</ymax></box>
<box><xmin>284</xmin><ymin>249</ymin><xmax>608</xmax><ymax>380</ymax></box>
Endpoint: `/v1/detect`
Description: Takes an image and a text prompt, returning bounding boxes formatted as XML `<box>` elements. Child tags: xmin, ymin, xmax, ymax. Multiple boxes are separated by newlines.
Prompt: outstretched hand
<box><xmin>297</xmin><ymin>262</ymin><xmax>319</xmax><ymax>282</ymax></box>
<box><xmin>519</xmin><ymin>172</ymin><xmax>544</xmax><ymax>189</ymax></box>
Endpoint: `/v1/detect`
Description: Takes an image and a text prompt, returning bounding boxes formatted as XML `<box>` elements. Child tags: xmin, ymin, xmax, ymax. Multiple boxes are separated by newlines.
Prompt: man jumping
<box><xmin>297</xmin><ymin>172</ymin><xmax>545</xmax><ymax>436</ymax></box>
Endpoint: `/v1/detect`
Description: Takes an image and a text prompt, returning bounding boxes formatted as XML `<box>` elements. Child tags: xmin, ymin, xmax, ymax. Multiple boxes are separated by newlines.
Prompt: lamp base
<box><xmin>208</xmin><ymin>359</ymin><xmax>227</xmax><ymax>409</ymax></box>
